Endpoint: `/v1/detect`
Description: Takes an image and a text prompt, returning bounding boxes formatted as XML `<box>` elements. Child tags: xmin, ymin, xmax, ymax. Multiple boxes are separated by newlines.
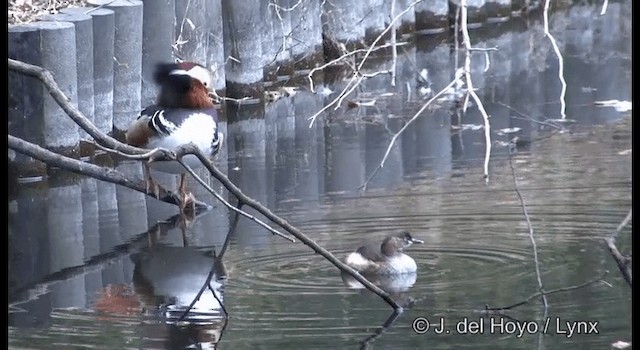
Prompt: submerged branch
<box><xmin>604</xmin><ymin>209</ymin><xmax>632</xmax><ymax>287</ymax></box>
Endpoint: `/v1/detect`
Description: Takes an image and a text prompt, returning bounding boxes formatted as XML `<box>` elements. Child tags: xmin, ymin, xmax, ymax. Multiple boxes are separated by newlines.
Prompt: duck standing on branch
<box><xmin>125</xmin><ymin>62</ymin><xmax>224</xmax><ymax>213</ymax></box>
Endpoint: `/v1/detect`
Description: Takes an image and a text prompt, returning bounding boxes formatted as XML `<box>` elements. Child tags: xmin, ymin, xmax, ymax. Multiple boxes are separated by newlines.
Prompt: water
<box><xmin>8</xmin><ymin>3</ymin><xmax>632</xmax><ymax>349</ymax></box>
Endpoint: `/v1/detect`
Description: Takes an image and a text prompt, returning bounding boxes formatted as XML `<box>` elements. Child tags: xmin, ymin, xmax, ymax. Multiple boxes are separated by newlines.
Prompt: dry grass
<box><xmin>9</xmin><ymin>0</ymin><xmax>89</xmax><ymax>24</ymax></box>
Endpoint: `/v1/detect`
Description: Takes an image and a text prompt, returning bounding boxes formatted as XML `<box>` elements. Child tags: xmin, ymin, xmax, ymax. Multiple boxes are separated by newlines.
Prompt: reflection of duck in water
<box><xmin>132</xmin><ymin>245</ymin><xmax>226</xmax><ymax>322</ymax></box>
<box><xmin>342</xmin><ymin>232</ymin><xmax>423</xmax><ymax>293</ymax></box>
<box><xmin>131</xmin><ymin>245</ymin><xmax>227</xmax><ymax>348</ymax></box>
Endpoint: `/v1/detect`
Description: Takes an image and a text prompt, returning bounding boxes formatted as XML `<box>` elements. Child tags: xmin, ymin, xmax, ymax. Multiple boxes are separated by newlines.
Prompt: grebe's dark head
<box><xmin>381</xmin><ymin>231</ymin><xmax>424</xmax><ymax>256</ymax></box>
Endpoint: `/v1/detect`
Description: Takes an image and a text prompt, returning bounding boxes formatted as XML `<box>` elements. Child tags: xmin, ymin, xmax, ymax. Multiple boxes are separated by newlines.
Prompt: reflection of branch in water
<box><xmin>496</xmin><ymin>102</ymin><xmax>566</xmax><ymax>131</ymax></box>
<box><xmin>216</xmin><ymin>201</ymin><xmax>244</xmax><ymax>260</ymax></box>
<box><xmin>177</xmin><ymin>257</ymin><xmax>228</xmax><ymax>322</ymax></box>
<box><xmin>484</xmin><ymin>271</ymin><xmax>609</xmax><ymax>312</ymax></box>
<box><xmin>178</xmin><ymin>203</ymin><xmax>241</xmax><ymax>324</ymax></box>
<box><xmin>508</xmin><ymin>147</ymin><xmax>548</xmax><ymax>310</ymax></box>
<box><xmin>359</xmin><ymin>309</ymin><xmax>403</xmax><ymax>350</ymax></box>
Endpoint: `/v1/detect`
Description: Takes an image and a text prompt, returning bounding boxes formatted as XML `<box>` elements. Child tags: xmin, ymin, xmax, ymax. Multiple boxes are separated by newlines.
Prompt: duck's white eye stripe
<box><xmin>169</xmin><ymin>69</ymin><xmax>190</xmax><ymax>76</ymax></box>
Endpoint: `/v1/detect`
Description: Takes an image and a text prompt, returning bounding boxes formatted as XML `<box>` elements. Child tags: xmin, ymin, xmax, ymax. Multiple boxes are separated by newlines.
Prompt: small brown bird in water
<box><xmin>125</xmin><ymin>62</ymin><xmax>224</xmax><ymax>213</ymax></box>
<box><xmin>343</xmin><ymin>231</ymin><xmax>424</xmax><ymax>275</ymax></box>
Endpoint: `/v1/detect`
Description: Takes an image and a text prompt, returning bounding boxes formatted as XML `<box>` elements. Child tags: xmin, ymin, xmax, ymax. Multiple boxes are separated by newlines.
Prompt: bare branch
<box><xmin>543</xmin><ymin>0</ymin><xmax>567</xmax><ymax>120</ymax></box>
<box><xmin>460</xmin><ymin>0</ymin><xmax>492</xmax><ymax>180</ymax></box>
<box><xmin>600</xmin><ymin>0</ymin><xmax>609</xmax><ymax>15</ymax></box>
<box><xmin>360</xmin><ymin>70</ymin><xmax>464</xmax><ymax>191</ymax></box>
<box><xmin>307</xmin><ymin>42</ymin><xmax>406</xmax><ymax>93</ymax></box>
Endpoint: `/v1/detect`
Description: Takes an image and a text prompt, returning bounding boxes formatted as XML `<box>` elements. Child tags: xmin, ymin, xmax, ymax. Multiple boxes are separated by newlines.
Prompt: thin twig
<box><xmin>496</xmin><ymin>102</ymin><xmax>566</xmax><ymax>130</ymax></box>
<box><xmin>460</xmin><ymin>0</ymin><xmax>492</xmax><ymax>180</ymax></box>
<box><xmin>360</xmin><ymin>70</ymin><xmax>464</xmax><ymax>191</ymax></box>
<box><xmin>308</xmin><ymin>0</ymin><xmax>421</xmax><ymax>127</ymax></box>
<box><xmin>484</xmin><ymin>271</ymin><xmax>609</xmax><ymax>311</ymax></box>
<box><xmin>543</xmin><ymin>0</ymin><xmax>567</xmax><ymax>120</ymax></box>
<box><xmin>600</xmin><ymin>0</ymin><xmax>609</xmax><ymax>15</ymax></box>
<box><xmin>610</xmin><ymin>209</ymin><xmax>632</xmax><ymax>240</ymax></box>
<box><xmin>508</xmin><ymin>149</ymin><xmax>548</xmax><ymax>310</ymax></box>
<box><xmin>176</xmin><ymin>158</ymin><xmax>295</xmax><ymax>242</ymax></box>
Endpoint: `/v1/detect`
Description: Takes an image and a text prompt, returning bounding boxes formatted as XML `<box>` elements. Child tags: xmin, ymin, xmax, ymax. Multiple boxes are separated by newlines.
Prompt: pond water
<box><xmin>8</xmin><ymin>3</ymin><xmax>631</xmax><ymax>350</ymax></box>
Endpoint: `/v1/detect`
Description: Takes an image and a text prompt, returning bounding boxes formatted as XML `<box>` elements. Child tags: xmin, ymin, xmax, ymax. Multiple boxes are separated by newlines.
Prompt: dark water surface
<box><xmin>8</xmin><ymin>3</ymin><xmax>631</xmax><ymax>349</ymax></box>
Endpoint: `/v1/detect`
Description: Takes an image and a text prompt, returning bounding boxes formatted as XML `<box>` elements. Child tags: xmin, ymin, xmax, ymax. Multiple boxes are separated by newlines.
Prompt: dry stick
<box><xmin>460</xmin><ymin>0</ymin><xmax>492</xmax><ymax>180</ymax></box>
<box><xmin>390</xmin><ymin>0</ymin><xmax>397</xmax><ymax>87</ymax></box>
<box><xmin>360</xmin><ymin>71</ymin><xmax>464</xmax><ymax>191</ymax></box>
<box><xmin>8</xmin><ymin>135</ymin><xmax>208</xmax><ymax>210</ymax></box>
<box><xmin>604</xmin><ymin>209</ymin><xmax>632</xmax><ymax>287</ymax></box>
<box><xmin>484</xmin><ymin>271</ymin><xmax>609</xmax><ymax>311</ymax></box>
<box><xmin>8</xmin><ymin>59</ymin><xmax>146</xmax><ymax>156</ymax></box>
<box><xmin>171</xmin><ymin>144</ymin><xmax>402</xmax><ymax>310</ymax></box>
<box><xmin>9</xmin><ymin>59</ymin><xmax>401</xmax><ymax>310</ymax></box>
<box><xmin>508</xmin><ymin>150</ymin><xmax>548</xmax><ymax>310</ymax></box>
<box><xmin>543</xmin><ymin>0</ymin><xmax>567</xmax><ymax>120</ymax></box>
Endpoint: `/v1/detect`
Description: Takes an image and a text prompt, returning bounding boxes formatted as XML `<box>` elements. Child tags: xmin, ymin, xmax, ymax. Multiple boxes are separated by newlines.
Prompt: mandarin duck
<box><xmin>125</xmin><ymin>62</ymin><xmax>223</xmax><ymax>213</ymax></box>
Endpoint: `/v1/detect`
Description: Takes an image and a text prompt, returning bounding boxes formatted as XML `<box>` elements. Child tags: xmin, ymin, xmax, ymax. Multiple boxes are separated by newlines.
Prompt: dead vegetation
<box><xmin>8</xmin><ymin>0</ymin><xmax>89</xmax><ymax>24</ymax></box>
